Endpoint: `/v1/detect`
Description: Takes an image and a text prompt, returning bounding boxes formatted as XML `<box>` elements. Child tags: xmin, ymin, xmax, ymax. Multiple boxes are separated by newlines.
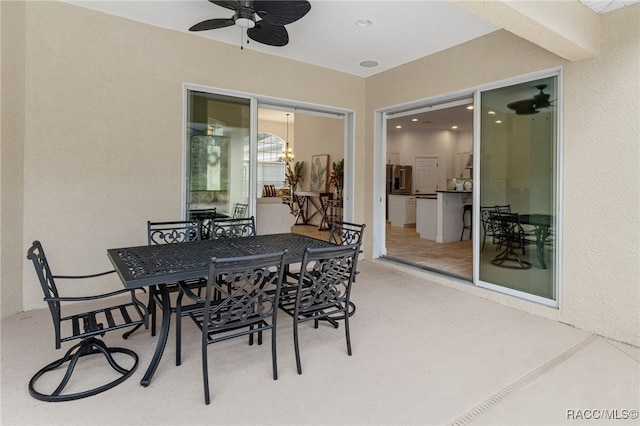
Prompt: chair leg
<box><xmin>29</xmin><ymin>337</ymin><xmax>138</xmax><ymax>402</ymax></box>
<box><xmin>202</xmin><ymin>339</ymin><xmax>211</xmax><ymax>405</ymax></box>
<box><xmin>293</xmin><ymin>318</ymin><xmax>302</xmax><ymax>375</ymax></box>
<box><xmin>344</xmin><ymin>311</ymin><xmax>352</xmax><ymax>356</ymax></box>
<box><xmin>271</xmin><ymin>324</ymin><xmax>278</xmax><ymax>381</ymax></box>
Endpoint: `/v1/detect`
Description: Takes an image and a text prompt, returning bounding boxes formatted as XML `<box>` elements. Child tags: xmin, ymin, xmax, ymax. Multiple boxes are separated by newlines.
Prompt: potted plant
<box><xmin>285</xmin><ymin>161</ymin><xmax>304</xmax><ymax>193</ymax></box>
<box><xmin>329</xmin><ymin>159</ymin><xmax>344</xmax><ymax>199</ymax></box>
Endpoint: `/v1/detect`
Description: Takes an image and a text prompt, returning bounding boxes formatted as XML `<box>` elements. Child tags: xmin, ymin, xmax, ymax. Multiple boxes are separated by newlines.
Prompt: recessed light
<box><xmin>411</xmin><ymin>118</ymin><xmax>418</xmax><ymax>122</ymax></box>
<box><xmin>356</xmin><ymin>19</ymin><xmax>372</xmax><ymax>27</ymax></box>
<box><xmin>359</xmin><ymin>60</ymin><xmax>379</xmax><ymax>68</ymax></box>
<box><xmin>395</xmin><ymin>125</ymin><xmax>402</xmax><ymax>129</ymax></box>
<box><xmin>488</xmin><ymin>111</ymin><xmax>496</xmax><ymax>115</ymax></box>
<box><xmin>451</xmin><ymin>126</ymin><xmax>458</xmax><ymax>129</ymax></box>
<box><xmin>495</xmin><ymin>120</ymin><xmax>502</xmax><ymax>124</ymax></box>
<box><xmin>466</xmin><ymin>105</ymin><xmax>474</xmax><ymax>110</ymax></box>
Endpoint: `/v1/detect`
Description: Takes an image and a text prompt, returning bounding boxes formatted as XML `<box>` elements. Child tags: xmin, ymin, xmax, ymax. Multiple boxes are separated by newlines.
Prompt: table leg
<box><xmin>534</xmin><ymin>226</ymin><xmax>550</xmax><ymax>269</ymax></box>
<box><xmin>140</xmin><ymin>284</ymin><xmax>170</xmax><ymax>387</ymax></box>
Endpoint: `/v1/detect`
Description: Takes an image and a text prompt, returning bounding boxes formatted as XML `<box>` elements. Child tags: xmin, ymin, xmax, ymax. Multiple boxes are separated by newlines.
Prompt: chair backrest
<box><xmin>490</xmin><ymin>212</ymin><xmax>524</xmax><ymax>244</ymax></box>
<box><xmin>295</xmin><ymin>244</ymin><xmax>359</xmax><ymax>316</ymax></box>
<box><xmin>232</xmin><ymin>202</ymin><xmax>249</xmax><ymax>219</ymax></box>
<box><xmin>494</xmin><ymin>204</ymin><xmax>511</xmax><ymax>213</ymax></box>
<box><xmin>480</xmin><ymin>207</ymin><xmax>497</xmax><ymax>232</ymax></box>
<box><xmin>329</xmin><ymin>221</ymin><xmax>366</xmax><ymax>247</ymax></box>
<box><xmin>211</xmin><ymin>216</ymin><xmax>256</xmax><ymax>239</ymax></box>
<box><xmin>189</xmin><ymin>209</ymin><xmax>217</xmax><ymax>240</ymax></box>
<box><xmin>147</xmin><ymin>220</ymin><xmax>201</xmax><ymax>245</ymax></box>
<box><xmin>26</xmin><ymin>241</ymin><xmax>61</xmax><ymax>333</ymax></box>
<box><xmin>204</xmin><ymin>251</ymin><xmax>287</xmax><ymax>332</ymax></box>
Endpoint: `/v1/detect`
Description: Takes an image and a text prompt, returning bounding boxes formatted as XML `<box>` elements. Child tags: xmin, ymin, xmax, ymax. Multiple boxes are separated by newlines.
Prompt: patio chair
<box><xmin>278</xmin><ymin>244</ymin><xmax>359</xmax><ymax>374</ymax></box>
<box><xmin>211</xmin><ymin>216</ymin><xmax>256</xmax><ymax>238</ymax></box>
<box><xmin>189</xmin><ymin>208</ymin><xmax>217</xmax><ymax>239</ymax></box>
<box><xmin>26</xmin><ymin>240</ymin><xmax>147</xmax><ymax>402</ymax></box>
<box><xmin>284</xmin><ymin>221</ymin><xmax>365</xmax><ymax>319</ymax></box>
<box><xmin>147</xmin><ymin>220</ymin><xmax>203</xmax><ymax>336</ymax></box>
<box><xmin>490</xmin><ymin>212</ymin><xmax>534</xmax><ymax>269</ymax></box>
<box><xmin>177</xmin><ymin>250</ymin><xmax>288</xmax><ymax>404</ymax></box>
<box><xmin>232</xmin><ymin>202</ymin><xmax>249</xmax><ymax>219</ymax></box>
<box><xmin>480</xmin><ymin>205</ymin><xmax>512</xmax><ymax>250</ymax></box>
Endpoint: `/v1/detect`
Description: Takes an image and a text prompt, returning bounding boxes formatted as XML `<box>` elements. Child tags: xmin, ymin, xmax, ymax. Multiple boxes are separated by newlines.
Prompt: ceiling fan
<box><xmin>189</xmin><ymin>1</ymin><xmax>311</xmax><ymax>47</ymax></box>
<box><xmin>507</xmin><ymin>85</ymin><xmax>556</xmax><ymax>115</ymax></box>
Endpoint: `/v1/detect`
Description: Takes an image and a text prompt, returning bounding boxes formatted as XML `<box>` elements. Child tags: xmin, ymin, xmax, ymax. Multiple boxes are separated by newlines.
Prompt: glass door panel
<box><xmin>186</xmin><ymin>91</ymin><xmax>250</xmax><ymax>222</ymax></box>
<box><xmin>478</xmin><ymin>75</ymin><xmax>558</xmax><ymax>302</ymax></box>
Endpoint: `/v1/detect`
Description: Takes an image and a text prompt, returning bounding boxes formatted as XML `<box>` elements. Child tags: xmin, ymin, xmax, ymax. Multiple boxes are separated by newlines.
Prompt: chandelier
<box><xmin>278</xmin><ymin>113</ymin><xmax>294</xmax><ymax>163</ymax></box>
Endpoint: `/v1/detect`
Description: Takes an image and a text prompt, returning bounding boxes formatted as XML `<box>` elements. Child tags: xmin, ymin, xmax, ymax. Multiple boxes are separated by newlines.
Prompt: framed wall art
<box><xmin>310</xmin><ymin>154</ymin><xmax>329</xmax><ymax>192</ymax></box>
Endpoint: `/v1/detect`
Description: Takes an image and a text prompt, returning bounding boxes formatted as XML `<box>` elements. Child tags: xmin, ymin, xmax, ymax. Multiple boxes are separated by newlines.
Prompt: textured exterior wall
<box><xmin>364</xmin><ymin>7</ymin><xmax>639</xmax><ymax>345</ymax></box>
<box><xmin>2</xmin><ymin>1</ymin><xmax>638</xmax><ymax>346</ymax></box>
<box><xmin>1</xmin><ymin>1</ymin><xmax>26</xmax><ymax>318</ymax></box>
<box><xmin>6</xmin><ymin>1</ymin><xmax>364</xmax><ymax>312</ymax></box>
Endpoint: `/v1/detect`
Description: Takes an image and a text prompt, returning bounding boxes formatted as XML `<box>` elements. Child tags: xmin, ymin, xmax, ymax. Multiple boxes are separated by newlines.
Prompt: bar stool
<box><xmin>460</xmin><ymin>204</ymin><xmax>472</xmax><ymax>240</ymax></box>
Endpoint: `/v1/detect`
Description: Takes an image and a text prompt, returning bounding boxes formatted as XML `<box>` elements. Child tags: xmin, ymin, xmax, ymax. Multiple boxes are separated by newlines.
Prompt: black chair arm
<box><xmin>178</xmin><ymin>281</ymin><xmax>206</xmax><ymax>304</ymax></box>
<box><xmin>52</xmin><ymin>270</ymin><xmax>116</xmax><ymax>280</ymax></box>
<box><xmin>44</xmin><ymin>287</ymin><xmax>138</xmax><ymax>302</ymax></box>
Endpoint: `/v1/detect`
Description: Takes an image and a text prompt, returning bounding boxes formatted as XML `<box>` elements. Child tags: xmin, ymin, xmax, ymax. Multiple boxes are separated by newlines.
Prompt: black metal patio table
<box><xmin>107</xmin><ymin>233</ymin><xmax>335</xmax><ymax>386</ymax></box>
<box><xmin>519</xmin><ymin>214</ymin><xmax>554</xmax><ymax>269</ymax></box>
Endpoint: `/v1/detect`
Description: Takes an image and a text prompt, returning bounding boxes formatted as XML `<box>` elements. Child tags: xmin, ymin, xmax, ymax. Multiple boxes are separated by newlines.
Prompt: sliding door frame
<box><xmin>373</xmin><ymin>67</ymin><xmax>563</xmax><ymax>308</ymax></box>
<box><xmin>182</xmin><ymin>83</ymin><xmax>355</xmax><ymax>222</ymax></box>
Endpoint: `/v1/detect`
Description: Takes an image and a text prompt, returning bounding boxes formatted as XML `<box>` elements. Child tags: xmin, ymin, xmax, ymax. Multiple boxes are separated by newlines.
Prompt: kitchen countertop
<box><xmin>415</xmin><ymin>195</ymin><xmax>437</xmax><ymax>199</ymax></box>
<box><xmin>436</xmin><ymin>190</ymin><xmax>473</xmax><ymax>193</ymax></box>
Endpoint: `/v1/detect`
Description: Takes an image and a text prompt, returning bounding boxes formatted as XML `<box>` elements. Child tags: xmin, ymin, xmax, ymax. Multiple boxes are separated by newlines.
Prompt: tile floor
<box><xmin>291</xmin><ymin>222</ymin><xmax>474</xmax><ymax>280</ymax></box>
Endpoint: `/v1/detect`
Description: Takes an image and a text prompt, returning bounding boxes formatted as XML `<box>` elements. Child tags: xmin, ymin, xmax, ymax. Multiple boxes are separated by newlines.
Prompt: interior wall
<box><xmin>364</xmin><ymin>9</ymin><xmax>639</xmax><ymax>345</ymax></box>
<box><xmin>294</xmin><ymin>113</ymin><xmax>344</xmax><ymax>193</ymax></box>
<box><xmin>387</xmin><ymin>128</ymin><xmax>457</xmax><ymax>189</ymax></box>
<box><xmin>6</xmin><ymin>1</ymin><xmax>364</xmax><ymax>313</ymax></box>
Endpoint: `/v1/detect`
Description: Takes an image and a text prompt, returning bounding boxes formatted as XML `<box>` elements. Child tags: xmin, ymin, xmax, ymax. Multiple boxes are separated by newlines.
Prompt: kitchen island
<box><xmin>436</xmin><ymin>190</ymin><xmax>472</xmax><ymax>242</ymax></box>
<box><xmin>415</xmin><ymin>191</ymin><xmax>472</xmax><ymax>242</ymax></box>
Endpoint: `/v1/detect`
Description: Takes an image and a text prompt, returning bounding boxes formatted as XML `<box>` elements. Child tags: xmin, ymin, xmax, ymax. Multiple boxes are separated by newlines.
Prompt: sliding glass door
<box><xmin>185</xmin><ymin>90</ymin><xmax>250</xmax><ymax>219</ymax></box>
<box><xmin>477</xmin><ymin>74</ymin><xmax>559</xmax><ymax>304</ymax></box>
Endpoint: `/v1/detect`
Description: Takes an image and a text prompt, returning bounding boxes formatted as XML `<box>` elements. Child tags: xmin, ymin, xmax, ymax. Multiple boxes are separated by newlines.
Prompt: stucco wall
<box><xmin>364</xmin><ymin>7</ymin><xmax>639</xmax><ymax>345</ymax></box>
<box><xmin>1</xmin><ymin>1</ymin><xmax>638</xmax><ymax>346</ymax></box>
<box><xmin>0</xmin><ymin>1</ymin><xmax>26</xmax><ymax>319</ymax></box>
<box><xmin>6</xmin><ymin>1</ymin><xmax>365</xmax><ymax>312</ymax></box>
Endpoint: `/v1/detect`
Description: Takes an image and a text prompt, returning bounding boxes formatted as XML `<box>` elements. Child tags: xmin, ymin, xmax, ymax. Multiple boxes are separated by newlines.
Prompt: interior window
<box><xmin>185</xmin><ymin>90</ymin><xmax>250</xmax><ymax>218</ymax></box>
<box><xmin>257</xmin><ymin>132</ymin><xmax>286</xmax><ymax>196</ymax></box>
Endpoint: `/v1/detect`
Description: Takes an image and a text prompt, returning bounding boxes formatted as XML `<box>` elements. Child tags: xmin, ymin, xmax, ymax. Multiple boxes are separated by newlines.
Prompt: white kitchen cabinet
<box><xmin>387</xmin><ymin>152</ymin><xmax>400</xmax><ymax>165</ymax></box>
<box><xmin>389</xmin><ymin>194</ymin><xmax>416</xmax><ymax>227</ymax></box>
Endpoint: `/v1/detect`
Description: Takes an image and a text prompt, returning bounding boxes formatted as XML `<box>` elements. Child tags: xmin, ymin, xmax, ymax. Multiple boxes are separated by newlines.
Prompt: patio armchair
<box><xmin>26</xmin><ymin>240</ymin><xmax>147</xmax><ymax>402</ymax></box>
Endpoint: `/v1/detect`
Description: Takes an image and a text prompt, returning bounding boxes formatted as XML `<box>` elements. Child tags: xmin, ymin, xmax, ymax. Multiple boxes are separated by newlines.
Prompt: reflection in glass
<box><xmin>478</xmin><ymin>76</ymin><xmax>558</xmax><ymax>302</ymax></box>
<box><xmin>186</xmin><ymin>91</ymin><xmax>250</xmax><ymax>218</ymax></box>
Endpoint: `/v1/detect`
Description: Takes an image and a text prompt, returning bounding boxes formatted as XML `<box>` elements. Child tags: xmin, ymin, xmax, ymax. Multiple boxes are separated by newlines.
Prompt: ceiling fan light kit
<box><xmin>190</xmin><ymin>0</ymin><xmax>311</xmax><ymax>47</ymax></box>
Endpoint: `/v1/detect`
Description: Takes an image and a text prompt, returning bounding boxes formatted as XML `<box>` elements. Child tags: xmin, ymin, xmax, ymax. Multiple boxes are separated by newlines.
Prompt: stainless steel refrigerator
<box><xmin>391</xmin><ymin>165</ymin><xmax>413</xmax><ymax>194</ymax></box>
<box><xmin>385</xmin><ymin>164</ymin><xmax>413</xmax><ymax>220</ymax></box>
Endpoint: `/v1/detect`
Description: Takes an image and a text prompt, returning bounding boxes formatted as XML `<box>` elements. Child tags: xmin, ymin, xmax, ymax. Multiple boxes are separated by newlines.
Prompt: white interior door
<box><xmin>414</xmin><ymin>156</ymin><xmax>439</xmax><ymax>194</ymax></box>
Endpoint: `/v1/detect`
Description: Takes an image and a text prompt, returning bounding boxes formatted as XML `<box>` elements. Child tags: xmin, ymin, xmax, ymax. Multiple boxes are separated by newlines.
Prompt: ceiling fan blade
<box><xmin>209</xmin><ymin>1</ymin><xmax>241</xmax><ymax>11</ymax></box>
<box><xmin>247</xmin><ymin>23</ymin><xmax>289</xmax><ymax>46</ymax></box>
<box><xmin>189</xmin><ymin>18</ymin><xmax>235</xmax><ymax>31</ymax></box>
<box><xmin>253</xmin><ymin>1</ymin><xmax>311</xmax><ymax>26</ymax></box>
